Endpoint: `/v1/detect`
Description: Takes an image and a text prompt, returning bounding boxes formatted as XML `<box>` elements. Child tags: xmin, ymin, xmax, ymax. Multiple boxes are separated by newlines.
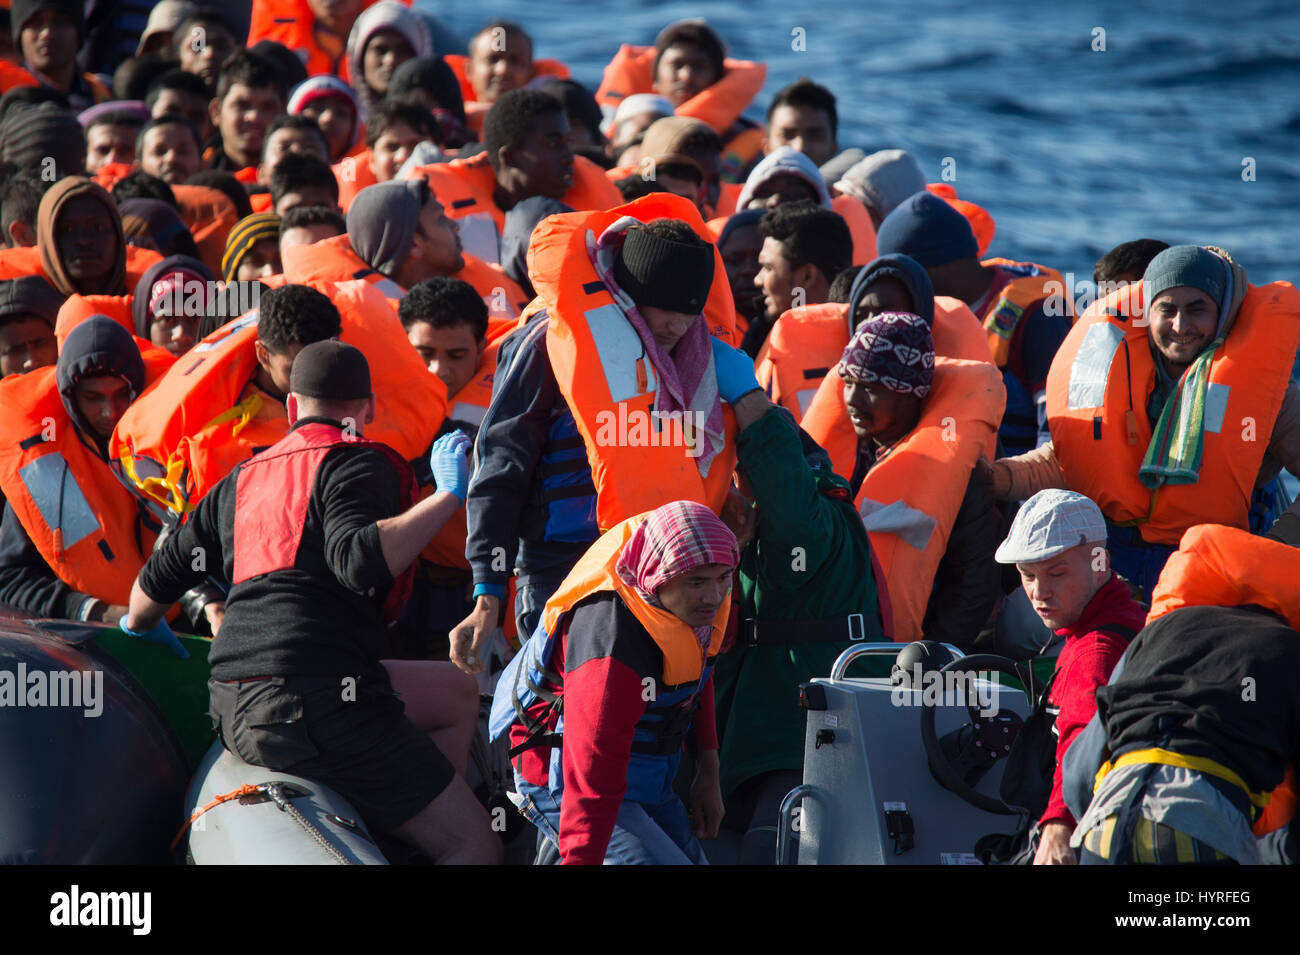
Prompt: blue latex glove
<box><xmin>710</xmin><ymin>337</ymin><xmax>761</xmax><ymax>403</ymax></box>
<box><xmin>430</xmin><ymin>429</ymin><xmax>472</xmax><ymax>502</ymax></box>
<box><xmin>119</xmin><ymin>615</ymin><xmax>190</xmax><ymax>660</ymax></box>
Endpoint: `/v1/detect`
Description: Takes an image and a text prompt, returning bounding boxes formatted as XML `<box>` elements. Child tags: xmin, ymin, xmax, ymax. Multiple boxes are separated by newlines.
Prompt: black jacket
<box><xmin>1097</xmin><ymin>603</ymin><xmax>1300</xmax><ymax>862</ymax></box>
<box><xmin>139</xmin><ymin>417</ymin><xmax>401</xmax><ymax>682</ymax></box>
<box><xmin>851</xmin><ymin>442</ymin><xmax>1002</xmax><ymax>649</ymax></box>
<box><xmin>465</xmin><ymin>312</ymin><xmax>595</xmax><ymax>593</ymax></box>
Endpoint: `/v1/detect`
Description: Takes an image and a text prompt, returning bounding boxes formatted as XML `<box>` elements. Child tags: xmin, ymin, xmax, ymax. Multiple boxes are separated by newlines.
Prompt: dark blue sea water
<box><xmin>420</xmin><ymin>0</ymin><xmax>1300</xmax><ymax>285</ymax></box>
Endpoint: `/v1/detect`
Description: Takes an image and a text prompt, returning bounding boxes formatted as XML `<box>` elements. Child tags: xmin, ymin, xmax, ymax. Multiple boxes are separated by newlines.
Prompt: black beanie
<box><xmin>614</xmin><ymin>227</ymin><xmax>715</xmax><ymax>314</ymax></box>
<box><xmin>11</xmin><ymin>0</ymin><xmax>84</xmax><ymax>43</ymax></box>
<box><xmin>289</xmin><ymin>339</ymin><xmax>372</xmax><ymax>401</ymax></box>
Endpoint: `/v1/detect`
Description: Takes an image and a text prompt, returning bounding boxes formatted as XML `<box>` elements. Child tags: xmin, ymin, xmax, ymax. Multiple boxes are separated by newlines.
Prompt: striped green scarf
<box><xmin>1138</xmin><ymin>337</ymin><xmax>1224</xmax><ymax>489</ymax></box>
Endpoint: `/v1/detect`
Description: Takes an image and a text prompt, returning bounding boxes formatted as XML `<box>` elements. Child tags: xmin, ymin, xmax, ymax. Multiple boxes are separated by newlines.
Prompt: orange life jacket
<box><xmin>455</xmin><ymin>255</ymin><xmax>530</xmax><ymax>320</ymax></box>
<box><xmin>249</xmin><ymin>192</ymin><xmax>273</xmax><ymax>214</ymax></box>
<box><xmin>0</xmin><ymin>244</ymin><xmax>162</xmax><ymax>292</ymax></box>
<box><xmin>410</xmin><ymin>152</ymin><xmax>623</xmax><ymax>266</ymax></box>
<box><xmin>0</xmin><ymin>366</ymin><xmax>158</xmax><ymax>605</ymax></box>
<box><xmin>1046</xmin><ymin>281</ymin><xmax>1300</xmax><ymax>546</ymax></box>
<box><xmin>247</xmin><ymin>0</ymin><xmax>405</xmax><ymax>83</ymax></box>
<box><xmin>333</xmin><ymin>148</ymin><xmax>379</xmax><ymax>213</ymax></box>
<box><xmin>1255</xmin><ymin>766</ymin><xmax>1296</xmax><ymax>836</ymax></box>
<box><xmin>442</xmin><ymin>54</ymin><xmax>572</xmax><ymax>135</ymax></box>
<box><xmin>0</xmin><ymin>59</ymin><xmax>39</xmax><ymax>94</ymax></box>
<box><xmin>797</xmin><ymin>299</ymin><xmax>994</xmax><ymax>480</ymax></box>
<box><xmin>978</xmin><ymin>258</ymin><xmax>1065</xmax><ymax>367</ymax></box>
<box><xmin>111</xmin><ymin>285</ymin><xmax>446</xmax><ymax>518</ymax></box>
<box><xmin>539</xmin><ymin>511</ymin><xmax>729</xmax><ymax>685</ymax></box>
<box><xmin>281</xmin><ymin>234</ymin><xmax>527</xmax><ymax>320</ymax></box>
<box><xmin>172</xmin><ymin>185</ymin><xmax>240</xmax><ymax>279</ymax></box>
<box><xmin>1144</xmin><ymin>521</ymin><xmax>1300</xmax><ymax>836</ymax></box>
<box><xmin>1146</xmin><ymin>523</ymin><xmax>1300</xmax><ymax>632</ymax></box>
<box><xmin>52</xmin><ymin>294</ymin><xmax>177</xmax><ymax>382</ymax></box>
<box><xmin>93</xmin><ymin>161</ymin><xmax>135</xmax><ymax>194</ymax></box>
<box><xmin>281</xmin><ymin>233</ymin><xmax>408</xmax><ymax>299</ymax></box>
<box><xmin>926</xmin><ymin>183</ymin><xmax>995</xmax><ymax>257</ymax></box>
<box><xmin>528</xmin><ymin>193</ymin><xmax>739</xmax><ymax>531</ymax></box>
<box><xmin>596</xmin><ymin>45</ymin><xmax>766</xmax><ymax>145</ymax></box>
<box><xmin>832</xmin><ymin>195</ymin><xmax>878</xmax><ymax>267</ymax></box>
<box><xmin>848</xmin><ymin>359</ymin><xmax>1005</xmax><ymax>641</ymax></box>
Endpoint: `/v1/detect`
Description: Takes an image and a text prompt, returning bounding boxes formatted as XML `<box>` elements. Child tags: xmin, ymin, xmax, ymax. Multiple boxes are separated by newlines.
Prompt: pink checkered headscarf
<box><xmin>616</xmin><ymin>501</ymin><xmax>738</xmax><ymax>645</ymax></box>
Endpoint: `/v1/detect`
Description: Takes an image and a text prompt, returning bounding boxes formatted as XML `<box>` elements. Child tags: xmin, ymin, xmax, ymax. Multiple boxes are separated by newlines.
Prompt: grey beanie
<box><xmin>1142</xmin><ymin>245</ymin><xmax>1228</xmax><ymax>311</ymax></box>
<box><xmin>347</xmin><ymin>179</ymin><xmax>427</xmax><ymax>278</ymax></box>
<box><xmin>836</xmin><ymin>149</ymin><xmax>927</xmax><ymax>220</ymax></box>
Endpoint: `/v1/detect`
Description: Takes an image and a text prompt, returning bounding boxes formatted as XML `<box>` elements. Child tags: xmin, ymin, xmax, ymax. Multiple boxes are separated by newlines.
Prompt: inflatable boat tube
<box><xmin>0</xmin><ymin>613</ymin><xmax>192</xmax><ymax>863</ymax></box>
<box><xmin>185</xmin><ymin>740</ymin><xmax>390</xmax><ymax>865</ymax></box>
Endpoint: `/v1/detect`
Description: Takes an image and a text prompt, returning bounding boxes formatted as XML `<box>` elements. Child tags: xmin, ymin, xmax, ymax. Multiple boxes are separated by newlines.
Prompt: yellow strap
<box><xmin>118</xmin><ymin>446</ymin><xmax>192</xmax><ymax>516</ymax></box>
<box><xmin>1094</xmin><ymin>747</ymin><xmax>1270</xmax><ymax>809</ymax></box>
<box><xmin>201</xmin><ymin>391</ymin><xmax>263</xmax><ymax>439</ymax></box>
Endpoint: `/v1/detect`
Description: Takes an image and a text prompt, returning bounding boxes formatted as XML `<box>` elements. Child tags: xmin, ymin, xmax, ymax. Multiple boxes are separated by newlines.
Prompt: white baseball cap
<box><xmin>995</xmin><ymin>489</ymin><xmax>1107</xmax><ymax>564</ymax></box>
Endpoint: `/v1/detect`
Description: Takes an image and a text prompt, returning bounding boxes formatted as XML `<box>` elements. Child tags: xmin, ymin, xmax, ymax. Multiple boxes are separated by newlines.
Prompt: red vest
<box><xmin>232</xmin><ymin>421</ymin><xmax>417</xmax><ymax>623</ymax></box>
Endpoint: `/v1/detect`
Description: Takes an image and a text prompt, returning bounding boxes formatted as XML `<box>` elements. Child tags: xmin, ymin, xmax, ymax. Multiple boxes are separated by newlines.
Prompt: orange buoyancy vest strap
<box><xmin>0</xmin><ymin>367</ymin><xmax>154</xmax><ymax>604</ymax></box>
<box><xmin>1146</xmin><ymin>523</ymin><xmax>1300</xmax><ymax>631</ymax></box>
<box><xmin>596</xmin><ymin>45</ymin><xmax>767</xmax><ymax>138</ymax></box>
<box><xmin>1046</xmin><ymin>282</ymin><xmax>1300</xmax><ymax>545</ymax></box>
<box><xmin>539</xmin><ymin>512</ymin><xmax>729</xmax><ymax>685</ymax></box>
<box><xmin>529</xmin><ymin>195</ymin><xmax>739</xmax><ymax>531</ymax></box>
<box><xmin>978</xmin><ymin>258</ymin><xmax>1064</xmax><ymax>367</ymax></box>
<box><xmin>854</xmin><ymin>359</ymin><xmax>1005</xmax><ymax>641</ymax></box>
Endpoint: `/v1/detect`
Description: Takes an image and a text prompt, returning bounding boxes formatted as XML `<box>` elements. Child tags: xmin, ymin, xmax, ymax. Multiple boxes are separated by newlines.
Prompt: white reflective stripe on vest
<box><xmin>584</xmin><ymin>303</ymin><xmax>657</xmax><ymax>402</ymax></box>
<box><xmin>448</xmin><ymin>400</ymin><xmax>488</xmax><ymax>427</ymax></box>
<box><xmin>370</xmin><ymin>276</ymin><xmax>407</xmax><ymax>298</ymax></box>
<box><xmin>1067</xmin><ymin>322</ymin><xmax>1125</xmax><ymax>410</ymax></box>
<box><xmin>796</xmin><ymin>387</ymin><xmax>818</xmax><ymax>417</ymax></box>
<box><xmin>19</xmin><ymin>452</ymin><xmax>101</xmax><ymax>549</ymax></box>
<box><xmin>859</xmin><ymin>497</ymin><xmax>937</xmax><ymax>552</ymax></box>
<box><xmin>194</xmin><ymin>311</ymin><xmax>258</xmax><ymax>352</ymax></box>
<box><xmin>456</xmin><ymin>213</ymin><xmax>501</xmax><ymax>265</ymax></box>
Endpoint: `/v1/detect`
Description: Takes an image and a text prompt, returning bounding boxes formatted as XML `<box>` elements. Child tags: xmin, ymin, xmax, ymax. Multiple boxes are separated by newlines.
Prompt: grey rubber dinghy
<box><xmin>183</xmin><ymin>741</ymin><xmax>390</xmax><ymax>865</ymax></box>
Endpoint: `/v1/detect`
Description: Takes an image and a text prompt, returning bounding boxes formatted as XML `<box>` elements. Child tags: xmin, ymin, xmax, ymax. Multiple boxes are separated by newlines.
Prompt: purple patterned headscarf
<box><xmin>837</xmin><ymin>311</ymin><xmax>935</xmax><ymax>398</ymax></box>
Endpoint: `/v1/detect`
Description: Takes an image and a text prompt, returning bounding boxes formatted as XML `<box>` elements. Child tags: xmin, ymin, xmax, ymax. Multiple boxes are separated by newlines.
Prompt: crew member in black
<box><xmin>124</xmin><ymin>337</ymin><xmax>502</xmax><ymax>863</ymax></box>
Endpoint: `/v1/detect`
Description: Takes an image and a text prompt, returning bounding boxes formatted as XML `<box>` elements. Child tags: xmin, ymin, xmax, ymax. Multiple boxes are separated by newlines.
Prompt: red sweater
<box><xmin>509</xmin><ymin>592</ymin><xmax>717</xmax><ymax>865</ymax></box>
<box><xmin>1040</xmin><ymin>574</ymin><xmax>1146</xmax><ymax>828</ymax></box>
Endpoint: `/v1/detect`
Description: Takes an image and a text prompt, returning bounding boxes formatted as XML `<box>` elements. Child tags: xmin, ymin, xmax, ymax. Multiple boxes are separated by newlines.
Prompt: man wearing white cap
<box><xmin>995</xmin><ymin>489</ymin><xmax>1147</xmax><ymax>865</ymax></box>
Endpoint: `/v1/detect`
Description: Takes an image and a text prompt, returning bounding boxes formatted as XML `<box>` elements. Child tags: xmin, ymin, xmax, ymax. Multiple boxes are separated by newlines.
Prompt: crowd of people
<box><xmin>0</xmin><ymin>0</ymin><xmax>1297</xmax><ymax>867</ymax></box>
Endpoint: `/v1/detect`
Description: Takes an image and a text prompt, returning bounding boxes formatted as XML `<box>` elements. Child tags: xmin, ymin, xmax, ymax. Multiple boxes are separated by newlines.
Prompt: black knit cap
<box><xmin>614</xmin><ymin>227</ymin><xmax>715</xmax><ymax>314</ymax></box>
<box><xmin>11</xmin><ymin>0</ymin><xmax>84</xmax><ymax>42</ymax></box>
<box><xmin>289</xmin><ymin>339</ymin><xmax>372</xmax><ymax>401</ymax></box>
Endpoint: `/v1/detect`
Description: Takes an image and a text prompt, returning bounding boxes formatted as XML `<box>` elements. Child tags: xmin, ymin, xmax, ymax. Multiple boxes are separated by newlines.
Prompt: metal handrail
<box><xmin>829</xmin><ymin>641</ymin><xmax>965</xmax><ymax>680</ymax></box>
<box><xmin>776</xmin><ymin>784</ymin><xmax>816</xmax><ymax>866</ymax></box>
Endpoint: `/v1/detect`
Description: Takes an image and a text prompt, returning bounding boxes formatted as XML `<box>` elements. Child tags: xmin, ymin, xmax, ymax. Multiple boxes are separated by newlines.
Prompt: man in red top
<box><xmin>994</xmin><ymin>489</ymin><xmax>1146</xmax><ymax>865</ymax></box>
